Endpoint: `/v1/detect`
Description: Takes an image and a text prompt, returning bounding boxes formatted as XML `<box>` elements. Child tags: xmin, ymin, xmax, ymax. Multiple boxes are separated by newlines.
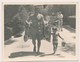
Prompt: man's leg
<box><xmin>37</xmin><ymin>37</ymin><xmax>41</xmax><ymax>54</ymax></box>
<box><xmin>32</xmin><ymin>39</ymin><xmax>36</xmax><ymax>52</ymax></box>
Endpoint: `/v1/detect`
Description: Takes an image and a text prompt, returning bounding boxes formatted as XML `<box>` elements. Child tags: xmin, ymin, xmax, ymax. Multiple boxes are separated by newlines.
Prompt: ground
<box><xmin>3</xmin><ymin>26</ymin><xmax>77</xmax><ymax>61</ymax></box>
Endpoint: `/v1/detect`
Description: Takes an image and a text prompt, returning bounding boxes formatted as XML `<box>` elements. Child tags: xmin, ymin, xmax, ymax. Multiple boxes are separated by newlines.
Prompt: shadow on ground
<box><xmin>61</xmin><ymin>43</ymin><xmax>75</xmax><ymax>55</ymax></box>
<box><xmin>39</xmin><ymin>53</ymin><xmax>55</xmax><ymax>57</ymax></box>
<box><xmin>9</xmin><ymin>51</ymin><xmax>44</xmax><ymax>58</ymax></box>
<box><xmin>4</xmin><ymin>39</ymin><xmax>17</xmax><ymax>45</ymax></box>
<box><xmin>39</xmin><ymin>53</ymin><xmax>65</xmax><ymax>58</ymax></box>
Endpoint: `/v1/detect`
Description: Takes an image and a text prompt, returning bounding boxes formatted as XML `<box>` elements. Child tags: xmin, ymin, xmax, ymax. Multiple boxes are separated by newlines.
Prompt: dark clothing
<box><xmin>51</xmin><ymin>32</ymin><xmax>59</xmax><ymax>44</ymax></box>
<box><xmin>44</xmin><ymin>24</ymin><xmax>51</xmax><ymax>41</ymax></box>
<box><xmin>27</xmin><ymin>13</ymin><xmax>44</xmax><ymax>53</ymax></box>
<box><xmin>53</xmin><ymin>33</ymin><xmax>58</xmax><ymax>41</ymax></box>
<box><xmin>28</xmin><ymin>14</ymin><xmax>44</xmax><ymax>40</ymax></box>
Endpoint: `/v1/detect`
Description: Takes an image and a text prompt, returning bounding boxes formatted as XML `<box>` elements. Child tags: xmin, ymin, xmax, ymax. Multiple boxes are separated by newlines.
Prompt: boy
<box><xmin>51</xmin><ymin>26</ymin><xmax>64</xmax><ymax>54</ymax></box>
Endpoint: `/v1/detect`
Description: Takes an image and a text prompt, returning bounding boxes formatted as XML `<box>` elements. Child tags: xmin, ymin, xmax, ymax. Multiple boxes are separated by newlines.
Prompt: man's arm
<box><xmin>25</xmin><ymin>14</ymin><xmax>33</xmax><ymax>28</ymax></box>
<box><xmin>41</xmin><ymin>15</ymin><xmax>45</xmax><ymax>37</ymax></box>
<box><xmin>26</xmin><ymin>15</ymin><xmax>33</xmax><ymax>24</ymax></box>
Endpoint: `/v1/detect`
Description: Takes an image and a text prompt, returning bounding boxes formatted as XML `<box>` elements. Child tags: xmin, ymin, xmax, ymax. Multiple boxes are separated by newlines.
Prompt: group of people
<box><xmin>24</xmin><ymin>7</ymin><xmax>64</xmax><ymax>55</ymax></box>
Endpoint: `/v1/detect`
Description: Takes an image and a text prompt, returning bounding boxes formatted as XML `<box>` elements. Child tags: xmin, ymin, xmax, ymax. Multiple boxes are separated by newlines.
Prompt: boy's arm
<box><xmin>58</xmin><ymin>33</ymin><xmax>64</xmax><ymax>40</ymax></box>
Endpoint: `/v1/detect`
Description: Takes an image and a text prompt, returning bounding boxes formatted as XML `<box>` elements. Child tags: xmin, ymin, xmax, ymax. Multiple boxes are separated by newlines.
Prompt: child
<box><xmin>51</xmin><ymin>26</ymin><xmax>64</xmax><ymax>54</ymax></box>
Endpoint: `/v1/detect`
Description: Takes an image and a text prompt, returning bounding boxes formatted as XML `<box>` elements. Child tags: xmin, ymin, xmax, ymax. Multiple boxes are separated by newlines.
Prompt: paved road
<box><xmin>3</xmin><ymin>27</ymin><xmax>77</xmax><ymax>61</ymax></box>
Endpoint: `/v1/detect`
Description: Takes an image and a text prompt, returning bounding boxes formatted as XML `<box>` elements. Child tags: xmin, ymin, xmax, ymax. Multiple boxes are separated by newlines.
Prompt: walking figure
<box><xmin>26</xmin><ymin>7</ymin><xmax>44</xmax><ymax>54</ymax></box>
<box><xmin>51</xmin><ymin>26</ymin><xmax>64</xmax><ymax>54</ymax></box>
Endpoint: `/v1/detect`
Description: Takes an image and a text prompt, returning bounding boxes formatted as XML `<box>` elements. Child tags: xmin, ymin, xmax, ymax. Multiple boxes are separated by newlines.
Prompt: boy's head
<box><xmin>52</xmin><ymin>27</ymin><xmax>57</xmax><ymax>33</ymax></box>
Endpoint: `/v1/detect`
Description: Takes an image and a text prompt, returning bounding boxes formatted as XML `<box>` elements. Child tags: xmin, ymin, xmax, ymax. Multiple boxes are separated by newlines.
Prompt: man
<box><xmin>26</xmin><ymin>7</ymin><xmax>44</xmax><ymax>54</ymax></box>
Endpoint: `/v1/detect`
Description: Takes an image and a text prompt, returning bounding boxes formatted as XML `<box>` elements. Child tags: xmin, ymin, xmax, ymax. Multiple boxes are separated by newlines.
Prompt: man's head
<box><xmin>18</xmin><ymin>5</ymin><xmax>24</xmax><ymax>12</ymax></box>
<box><xmin>34</xmin><ymin>7</ymin><xmax>40</xmax><ymax>15</ymax></box>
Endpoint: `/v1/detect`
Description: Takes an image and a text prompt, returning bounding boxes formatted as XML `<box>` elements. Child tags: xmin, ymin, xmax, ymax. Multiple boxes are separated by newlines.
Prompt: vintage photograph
<box><xmin>3</xmin><ymin>4</ymin><xmax>77</xmax><ymax>61</ymax></box>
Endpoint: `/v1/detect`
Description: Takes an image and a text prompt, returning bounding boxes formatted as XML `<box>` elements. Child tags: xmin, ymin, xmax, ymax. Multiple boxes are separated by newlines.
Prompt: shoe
<box><xmin>36</xmin><ymin>52</ymin><xmax>39</xmax><ymax>55</ymax></box>
<box><xmin>61</xmin><ymin>29</ymin><xmax>63</xmax><ymax>31</ymax></box>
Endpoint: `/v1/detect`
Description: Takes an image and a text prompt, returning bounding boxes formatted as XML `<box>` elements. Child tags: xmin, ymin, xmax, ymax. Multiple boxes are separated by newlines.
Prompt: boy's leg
<box><xmin>53</xmin><ymin>43</ymin><xmax>58</xmax><ymax>54</ymax></box>
<box><xmin>37</xmin><ymin>37</ymin><xmax>41</xmax><ymax>54</ymax></box>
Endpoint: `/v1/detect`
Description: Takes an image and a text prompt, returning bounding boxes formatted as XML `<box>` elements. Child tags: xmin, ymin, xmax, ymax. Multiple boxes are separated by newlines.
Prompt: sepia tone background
<box><xmin>3</xmin><ymin>4</ymin><xmax>77</xmax><ymax>61</ymax></box>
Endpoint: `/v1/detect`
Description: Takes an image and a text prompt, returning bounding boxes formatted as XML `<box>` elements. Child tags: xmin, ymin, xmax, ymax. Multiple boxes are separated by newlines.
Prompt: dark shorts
<box><xmin>53</xmin><ymin>41</ymin><xmax>58</xmax><ymax>45</ymax></box>
<box><xmin>31</xmin><ymin>32</ymin><xmax>43</xmax><ymax>41</ymax></box>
